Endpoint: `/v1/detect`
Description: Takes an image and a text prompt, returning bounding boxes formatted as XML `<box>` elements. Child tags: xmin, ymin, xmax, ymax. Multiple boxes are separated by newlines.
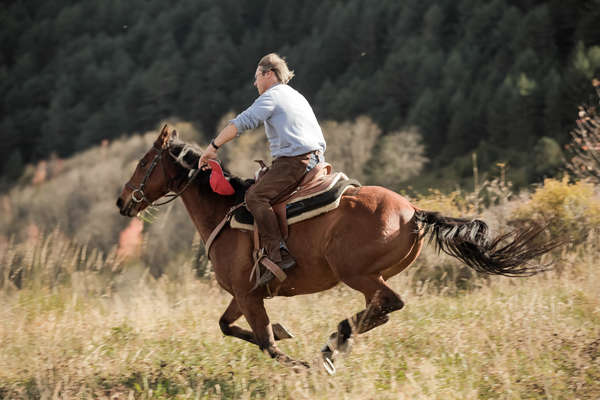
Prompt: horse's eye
<box><xmin>139</xmin><ymin>159</ymin><xmax>147</xmax><ymax>167</ymax></box>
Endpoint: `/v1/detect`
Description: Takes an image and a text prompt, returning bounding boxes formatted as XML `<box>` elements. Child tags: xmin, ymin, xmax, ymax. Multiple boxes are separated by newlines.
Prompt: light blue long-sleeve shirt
<box><xmin>230</xmin><ymin>83</ymin><xmax>326</xmax><ymax>159</ymax></box>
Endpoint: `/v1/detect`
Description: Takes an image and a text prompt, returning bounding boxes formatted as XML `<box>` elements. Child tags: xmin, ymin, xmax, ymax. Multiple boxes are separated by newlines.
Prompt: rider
<box><xmin>199</xmin><ymin>53</ymin><xmax>326</xmax><ymax>278</ymax></box>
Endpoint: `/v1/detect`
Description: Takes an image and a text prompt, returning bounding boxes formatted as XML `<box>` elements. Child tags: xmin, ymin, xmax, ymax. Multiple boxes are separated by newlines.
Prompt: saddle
<box><xmin>231</xmin><ymin>162</ymin><xmax>360</xmax><ymax>238</ymax></box>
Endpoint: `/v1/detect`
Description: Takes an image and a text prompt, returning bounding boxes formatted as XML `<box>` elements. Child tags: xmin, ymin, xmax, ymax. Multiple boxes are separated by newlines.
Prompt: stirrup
<box><xmin>253</xmin><ymin>258</ymin><xmax>293</xmax><ymax>288</ymax></box>
<box><xmin>254</xmin><ymin>268</ymin><xmax>275</xmax><ymax>288</ymax></box>
<box><xmin>250</xmin><ymin>249</ymin><xmax>292</xmax><ymax>290</ymax></box>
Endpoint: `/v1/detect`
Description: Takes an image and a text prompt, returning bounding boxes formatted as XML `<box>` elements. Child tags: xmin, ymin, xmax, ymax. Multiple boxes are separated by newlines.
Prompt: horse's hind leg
<box><xmin>322</xmin><ymin>276</ymin><xmax>404</xmax><ymax>370</ymax></box>
<box><xmin>340</xmin><ymin>276</ymin><xmax>405</xmax><ymax>337</ymax></box>
<box><xmin>219</xmin><ymin>298</ymin><xmax>293</xmax><ymax>344</ymax></box>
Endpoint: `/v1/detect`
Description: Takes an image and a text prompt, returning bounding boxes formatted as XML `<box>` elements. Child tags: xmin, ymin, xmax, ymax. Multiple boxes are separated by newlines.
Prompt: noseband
<box><xmin>125</xmin><ymin>144</ymin><xmax>199</xmax><ymax>207</ymax></box>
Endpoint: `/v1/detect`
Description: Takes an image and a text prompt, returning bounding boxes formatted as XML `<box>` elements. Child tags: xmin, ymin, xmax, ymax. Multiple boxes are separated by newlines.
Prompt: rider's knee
<box><xmin>244</xmin><ymin>187</ymin><xmax>260</xmax><ymax>208</ymax></box>
<box><xmin>245</xmin><ymin>191</ymin><xmax>270</xmax><ymax>214</ymax></box>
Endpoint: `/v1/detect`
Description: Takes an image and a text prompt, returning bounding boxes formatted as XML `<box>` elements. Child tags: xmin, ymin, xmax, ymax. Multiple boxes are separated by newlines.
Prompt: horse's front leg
<box><xmin>220</xmin><ymin>298</ymin><xmax>294</xmax><ymax>343</ymax></box>
<box><xmin>219</xmin><ymin>298</ymin><xmax>256</xmax><ymax>344</ymax></box>
<box><xmin>236</xmin><ymin>295</ymin><xmax>309</xmax><ymax>369</ymax></box>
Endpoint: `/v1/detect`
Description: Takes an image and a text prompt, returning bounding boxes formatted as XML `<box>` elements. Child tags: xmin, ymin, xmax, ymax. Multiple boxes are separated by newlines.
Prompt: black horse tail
<box><xmin>414</xmin><ymin>210</ymin><xmax>562</xmax><ymax>276</ymax></box>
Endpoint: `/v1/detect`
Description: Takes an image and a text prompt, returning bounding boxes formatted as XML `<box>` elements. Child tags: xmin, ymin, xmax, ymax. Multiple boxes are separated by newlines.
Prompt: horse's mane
<box><xmin>168</xmin><ymin>138</ymin><xmax>253</xmax><ymax>202</ymax></box>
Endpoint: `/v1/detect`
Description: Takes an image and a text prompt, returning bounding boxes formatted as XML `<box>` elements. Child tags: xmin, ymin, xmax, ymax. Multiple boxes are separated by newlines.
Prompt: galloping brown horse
<box><xmin>116</xmin><ymin>126</ymin><xmax>559</xmax><ymax>372</ymax></box>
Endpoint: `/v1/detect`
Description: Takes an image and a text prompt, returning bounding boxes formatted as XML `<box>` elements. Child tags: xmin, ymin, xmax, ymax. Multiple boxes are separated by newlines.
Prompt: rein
<box><xmin>125</xmin><ymin>144</ymin><xmax>200</xmax><ymax>207</ymax></box>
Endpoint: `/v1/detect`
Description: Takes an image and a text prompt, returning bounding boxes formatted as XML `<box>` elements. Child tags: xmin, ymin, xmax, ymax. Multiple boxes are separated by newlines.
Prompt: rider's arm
<box><xmin>199</xmin><ymin>90</ymin><xmax>276</xmax><ymax>168</ymax></box>
<box><xmin>198</xmin><ymin>123</ymin><xmax>237</xmax><ymax>167</ymax></box>
<box><xmin>230</xmin><ymin>90</ymin><xmax>276</xmax><ymax>132</ymax></box>
<box><xmin>212</xmin><ymin>123</ymin><xmax>238</xmax><ymax>148</ymax></box>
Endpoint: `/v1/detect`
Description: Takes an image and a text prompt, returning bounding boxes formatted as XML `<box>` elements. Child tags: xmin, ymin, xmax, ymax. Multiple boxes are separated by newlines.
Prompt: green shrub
<box><xmin>512</xmin><ymin>176</ymin><xmax>600</xmax><ymax>244</ymax></box>
<box><xmin>414</xmin><ymin>188</ymin><xmax>475</xmax><ymax>217</ymax></box>
<box><xmin>533</xmin><ymin>136</ymin><xmax>563</xmax><ymax>178</ymax></box>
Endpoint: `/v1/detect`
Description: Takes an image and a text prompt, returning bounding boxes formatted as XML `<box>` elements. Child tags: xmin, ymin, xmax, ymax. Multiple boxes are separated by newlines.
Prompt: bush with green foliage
<box><xmin>512</xmin><ymin>176</ymin><xmax>600</xmax><ymax>244</ymax></box>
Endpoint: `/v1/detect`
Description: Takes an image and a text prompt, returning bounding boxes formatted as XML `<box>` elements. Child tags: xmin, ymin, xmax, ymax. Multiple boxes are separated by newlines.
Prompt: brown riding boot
<box><xmin>277</xmin><ymin>243</ymin><xmax>296</xmax><ymax>271</ymax></box>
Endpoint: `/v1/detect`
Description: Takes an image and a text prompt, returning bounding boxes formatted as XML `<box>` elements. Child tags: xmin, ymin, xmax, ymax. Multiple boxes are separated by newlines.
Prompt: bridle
<box><xmin>125</xmin><ymin>143</ymin><xmax>200</xmax><ymax>207</ymax></box>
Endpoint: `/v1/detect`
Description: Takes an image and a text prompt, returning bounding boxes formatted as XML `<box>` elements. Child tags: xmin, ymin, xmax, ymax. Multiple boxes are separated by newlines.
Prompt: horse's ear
<box><xmin>156</xmin><ymin>124</ymin><xmax>171</xmax><ymax>148</ymax></box>
<box><xmin>171</xmin><ymin>129</ymin><xmax>178</xmax><ymax>139</ymax></box>
<box><xmin>160</xmin><ymin>124</ymin><xmax>169</xmax><ymax>137</ymax></box>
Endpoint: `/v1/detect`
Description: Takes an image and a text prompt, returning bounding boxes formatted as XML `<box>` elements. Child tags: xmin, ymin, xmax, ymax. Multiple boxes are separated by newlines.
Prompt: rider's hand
<box><xmin>198</xmin><ymin>144</ymin><xmax>218</xmax><ymax>169</ymax></box>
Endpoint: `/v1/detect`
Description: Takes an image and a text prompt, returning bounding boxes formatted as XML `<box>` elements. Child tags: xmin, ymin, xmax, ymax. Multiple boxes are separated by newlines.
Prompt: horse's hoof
<box><xmin>322</xmin><ymin>356</ymin><xmax>336</xmax><ymax>375</ymax></box>
<box><xmin>321</xmin><ymin>343</ymin><xmax>334</xmax><ymax>358</ymax></box>
<box><xmin>272</xmin><ymin>323</ymin><xmax>294</xmax><ymax>340</ymax></box>
<box><xmin>321</xmin><ymin>344</ymin><xmax>336</xmax><ymax>375</ymax></box>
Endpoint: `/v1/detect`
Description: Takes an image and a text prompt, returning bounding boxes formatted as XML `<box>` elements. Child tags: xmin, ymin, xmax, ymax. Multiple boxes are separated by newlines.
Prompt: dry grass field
<box><xmin>1</xmin><ymin>241</ymin><xmax>598</xmax><ymax>399</ymax></box>
<box><xmin>1</xmin><ymin>126</ymin><xmax>599</xmax><ymax>399</ymax></box>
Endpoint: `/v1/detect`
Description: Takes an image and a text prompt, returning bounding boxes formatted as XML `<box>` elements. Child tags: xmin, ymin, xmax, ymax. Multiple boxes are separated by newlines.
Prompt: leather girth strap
<box><xmin>204</xmin><ymin>203</ymin><xmax>245</xmax><ymax>259</ymax></box>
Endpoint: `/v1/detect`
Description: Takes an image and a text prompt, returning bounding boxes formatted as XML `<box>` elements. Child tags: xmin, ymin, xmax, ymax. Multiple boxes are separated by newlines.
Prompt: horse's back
<box><xmin>335</xmin><ymin>185</ymin><xmax>418</xmax><ymax>228</ymax></box>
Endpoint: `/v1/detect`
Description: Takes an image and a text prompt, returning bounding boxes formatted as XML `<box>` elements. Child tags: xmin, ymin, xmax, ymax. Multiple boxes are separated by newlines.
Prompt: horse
<box><xmin>116</xmin><ymin>125</ymin><xmax>561</xmax><ymax>372</ymax></box>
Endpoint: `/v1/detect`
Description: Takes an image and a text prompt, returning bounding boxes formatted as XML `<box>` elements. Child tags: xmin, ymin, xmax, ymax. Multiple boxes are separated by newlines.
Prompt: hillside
<box><xmin>2</xmin><ymin>0</ymin><xmax>600</xmax><ymax>188</ymax></box>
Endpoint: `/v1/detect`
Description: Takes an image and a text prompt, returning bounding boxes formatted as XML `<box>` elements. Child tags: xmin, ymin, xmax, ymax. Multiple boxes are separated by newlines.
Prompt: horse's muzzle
<box><xmin>116</xmin><ymin>196</ymin><xmax>136</xmax><ymax>217</ymax></box>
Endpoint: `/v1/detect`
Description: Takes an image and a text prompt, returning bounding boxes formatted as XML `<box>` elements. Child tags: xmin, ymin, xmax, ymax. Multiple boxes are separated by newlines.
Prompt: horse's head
<box><xmin>117</xmin><ymin>125</ymin><xmax>252</xmax><ymax>217</ymax></box>
<box><xmin>116</xmin><ymin>125</ymin><xmax>181</xmax><ymax>217</ymax></box>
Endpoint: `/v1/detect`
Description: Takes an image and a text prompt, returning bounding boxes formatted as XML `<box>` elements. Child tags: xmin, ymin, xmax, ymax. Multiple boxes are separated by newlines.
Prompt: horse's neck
<box><xmin>179</xmin><ymin>184</ymin><xmax>233</xmax><ymax>242</ymax></box>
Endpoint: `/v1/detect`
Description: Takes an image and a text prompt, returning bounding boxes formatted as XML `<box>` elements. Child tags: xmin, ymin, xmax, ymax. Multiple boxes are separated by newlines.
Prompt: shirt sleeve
<box><xmin>230</xmin><ymin>91</ymin><xmax>276</xmax><ymax>133</ymax></box>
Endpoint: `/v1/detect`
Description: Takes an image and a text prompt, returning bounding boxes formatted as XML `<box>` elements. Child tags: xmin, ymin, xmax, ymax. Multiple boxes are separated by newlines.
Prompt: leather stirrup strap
<box><xmin>261</xmin><ymin>257</ymin><xmax>287</xmax><ymax>282</ymax></box>
<box><xmin>250</xmin><ymin>252</ymin><xmax>288</xmax><ymax>286</ymax></box>
<box><xmin>253</xmin><ymin>222</ymin><xmax>260</xmax><ymax>253</ymax></box>
<box><xmin>251</xmin><ymin>222</ymin><xmax>287</xmax><ymax>283</ymax></box>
